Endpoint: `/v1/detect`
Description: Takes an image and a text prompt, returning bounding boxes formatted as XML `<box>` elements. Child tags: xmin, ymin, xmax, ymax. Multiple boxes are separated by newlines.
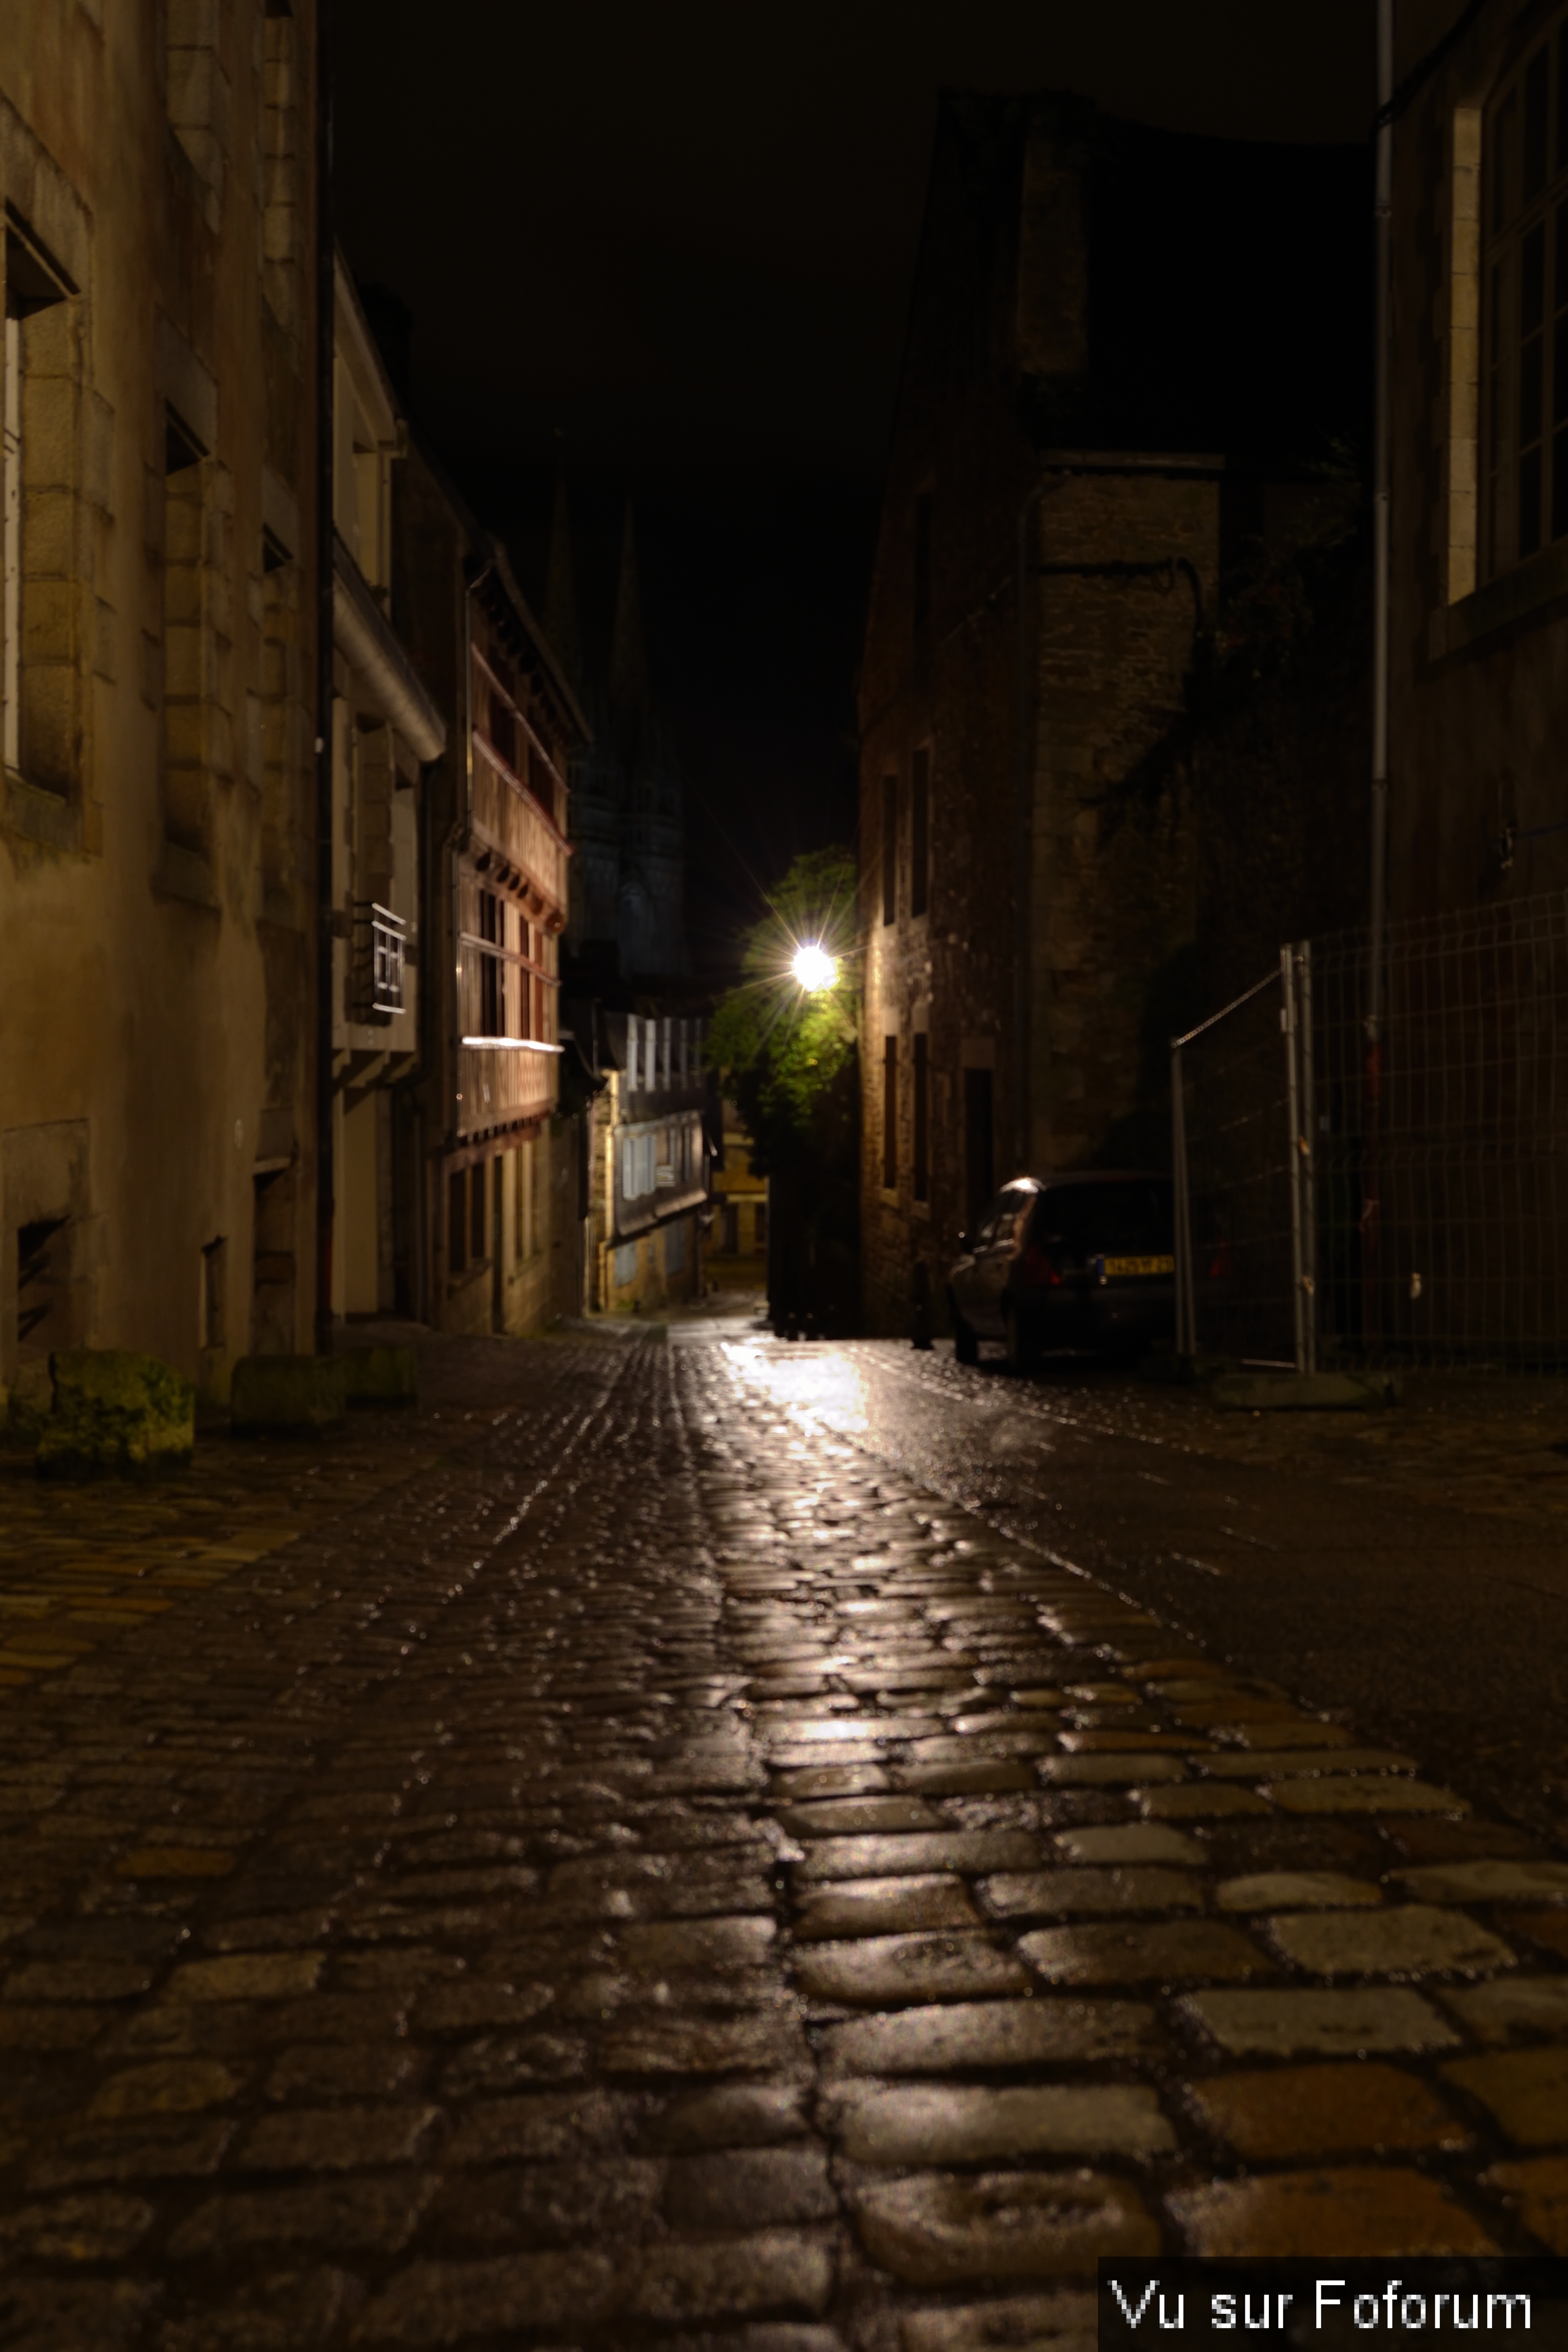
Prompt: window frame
<box><xmin>1481</xmin><ymin>15</ymin><xmax>1568</xmax><ymax>579</ymax></box>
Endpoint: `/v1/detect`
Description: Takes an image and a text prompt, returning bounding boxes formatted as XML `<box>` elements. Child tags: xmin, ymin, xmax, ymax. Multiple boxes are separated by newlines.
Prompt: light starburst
<box><xmin>791</xmin><ymin>941</ymin><xmax>838</xmax><ymax>993</ymax></box>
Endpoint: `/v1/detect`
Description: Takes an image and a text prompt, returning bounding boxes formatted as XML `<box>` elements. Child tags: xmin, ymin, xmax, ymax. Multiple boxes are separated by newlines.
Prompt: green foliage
<box><xmin>707</xmin><ymin>847</ymin><xmax>859</xmax><ymax>1173</ymax></box>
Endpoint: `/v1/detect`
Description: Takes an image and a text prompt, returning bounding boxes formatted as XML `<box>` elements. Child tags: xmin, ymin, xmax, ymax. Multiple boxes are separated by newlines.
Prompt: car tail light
<box><xmin>1018</xmin><ymin>1244</ymin><xmax>1062</xmax><ymax>1288</ymax></box>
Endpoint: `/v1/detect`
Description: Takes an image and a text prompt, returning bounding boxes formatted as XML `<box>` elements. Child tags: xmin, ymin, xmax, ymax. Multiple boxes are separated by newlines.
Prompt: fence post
<box><xmin>1282</xmin><ymin>944</ymin><xmax>1306</xmax><ymax>1377</ymax></box>
<box><xmin>1171</xmin><ymin>1040</ymin><xmax>1194</xmax><ymax>1360</ymax></box>
<box><xmin>1298</xmin><ymin>940</ymin><xmax>1317</xmax><ymax>1376</ymax></box>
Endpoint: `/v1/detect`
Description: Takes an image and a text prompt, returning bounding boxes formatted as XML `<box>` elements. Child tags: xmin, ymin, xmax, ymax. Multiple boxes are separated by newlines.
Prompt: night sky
<box><xmin>333</xmin><ymin>1</ymin><xmax>1374</xmax><ymax>977</ymax></box>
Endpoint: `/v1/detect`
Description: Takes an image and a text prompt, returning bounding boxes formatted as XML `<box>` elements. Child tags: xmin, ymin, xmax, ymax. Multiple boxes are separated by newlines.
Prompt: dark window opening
<box><xmin>488</xmin><ymin>693</ymin><xmax>518</xmax><ymax>773</ymax></box>
<box><xmin>963</xmin><ymin>1068</ymin><xmax>995</xmax><ymax>1236</ymax></box>
<box><xmin>1485</xmin><ymin>36</ymin><xmax>1568</xmax><ymax>573</ymax></box>
<box><xmin>910</xmin><ymin>745</ymin><xmax>929</xmax><ymax>919</ymax></box>
<box><xmin>16</xmin><ymin>1215</ymin><xmax>65</xmax><ymax>1349</ymax></box>
<box><xmin>913</xmin><ymin>1033</ymin><xmax>930</xmax><ymax>1204</ymax></box>
<box><xmin>883</xmin><ymin>1036</ymin><xmax>898</xmax><ymax>1191</ymax></box>
<box><xmin>470</xmin><ymin>1163</ymin><xmax>487</xmax><ymax>1264</ymax></box>
<box><xmin>478</xmin><ymin>889</ymin><xmax>502</xmax><ymax>1037</ymax></box>
<box><xmin>165</xmin><ymin>407</ymin><xmax>205</xmax><ymax>476</ymax></box>
<box><xmin>881</xmin><ymin>772</ymin><xmax>897</xmax><ymax>925</ymax></box>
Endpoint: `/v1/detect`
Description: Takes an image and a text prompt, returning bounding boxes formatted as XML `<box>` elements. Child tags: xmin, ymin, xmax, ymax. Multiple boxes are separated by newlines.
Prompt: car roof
<box><xmin>1001</xmin><ymin>1170</ymin><xmax>1169</xmax><ymax>1191</ymax></box>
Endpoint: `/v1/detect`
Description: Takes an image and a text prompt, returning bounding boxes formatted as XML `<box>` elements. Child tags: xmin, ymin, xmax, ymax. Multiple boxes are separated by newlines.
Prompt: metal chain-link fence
<box><xmin>1175</xmin><ymin>890</ymin><xmax>1568</xmax><ymax>1373</ymax></box>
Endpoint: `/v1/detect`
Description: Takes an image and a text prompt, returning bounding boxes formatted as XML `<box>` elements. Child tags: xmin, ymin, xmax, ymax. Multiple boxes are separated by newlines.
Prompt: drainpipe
<box><xmin>1365</xmin><ymin>0</ymin><xmax>1394</xmax><ymax>1311</ymax></box>
<box><xmin>312</xmin><ymin>0</ymin><xmax>335</xmax><ymax>1353</ymax></box>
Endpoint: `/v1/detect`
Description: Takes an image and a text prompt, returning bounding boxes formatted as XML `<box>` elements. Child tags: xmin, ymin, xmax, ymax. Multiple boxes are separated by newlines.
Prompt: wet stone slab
<box><xmin>792</xmin><ymin>1932</ymin><xmax>1033</xmax><ymax>2008</ymax></box>
<box><xmin>853</xmin><ymin>2168</ymin><xmax>1160</xmax><ymax>2285</ymax></box>
<box><xmin>1052</xmin><ymin>1825</ymin><xmax>1206</xmax><ymax>1865</ymax></box>
<box><xmin>983</xmin><ymin>1866</ymin><xmax>1205</xmax><ymax>1919</ymax></box>
<box><xmin>1264</xmin><ymin>1903</ymin><xmax>1517</xmax><ymax>1979</ymax></box>
<box><xmin>1188</xmin><ymin>2062</ymin><xmax>1470</xmax><ymax>2160</ymax></box>
<box><xmin>821</xmin><ymin>1995</ymin><xmax>1160</xmax><ymax>2078</ymax></box>
<box><xmin>828</xmin><ymin>2079</ymin><xmax>1176</xmax><ymax>2166</ymax></box>
<box><xmin>1019</xmin><ymin>1920</ymin><xmax>1271</xmax><ymax>1986</ymax></box>
<box><xmin>1167</xmin><ymin>2165</ymin><xmax>1499</xmax><ymax>2257</ymax></box>
<box><xmin>1441</xmin><ymin>1973</ymin><xmax>1568</xmax><ymax>2042</ymax></box>
<box><xmin>1216</xmin><ymin>1871</ymin><xmax>1382</xmax><ymax>1912</ymax></box>
<box><xmin>794</xmin><ymin>1874</ymin><xmax>981</xmax><ymax>1941</ymax></box>
<box><xmin>1182</xmin><ymin>1985</ymin><xmax>1464</xmax><ymax>2057</ymax></box>
<box><xmin>795</xmin><ymin>1829</ymin><xmax>1041</xmax><ymax>1880</ymax></box>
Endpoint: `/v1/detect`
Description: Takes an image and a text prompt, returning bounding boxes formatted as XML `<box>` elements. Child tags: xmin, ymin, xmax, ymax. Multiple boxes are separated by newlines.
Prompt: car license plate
<box><xmin>1102</xmin><ymin>1255</ymin><xmax>1174</xmax><ymax>1277</ymax></box>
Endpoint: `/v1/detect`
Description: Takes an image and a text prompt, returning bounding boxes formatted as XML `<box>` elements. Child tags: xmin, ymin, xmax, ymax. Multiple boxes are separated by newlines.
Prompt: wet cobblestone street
<box><xmin>3</xmin><ymin>1321</ymin><xmax>1568</xmax><ymax>2349</ymax></box>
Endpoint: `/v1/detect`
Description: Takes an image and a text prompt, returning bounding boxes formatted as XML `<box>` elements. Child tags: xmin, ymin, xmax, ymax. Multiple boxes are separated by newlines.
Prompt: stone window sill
<box><xmin>5</xmin><ymin>770</ymin><xmax>79</xmax><ymax>852</ymax></box>
<box><xmin>1432</xmin><ymin>539</ymin><xmax>1568</xmax><ymax>659</ymax></box>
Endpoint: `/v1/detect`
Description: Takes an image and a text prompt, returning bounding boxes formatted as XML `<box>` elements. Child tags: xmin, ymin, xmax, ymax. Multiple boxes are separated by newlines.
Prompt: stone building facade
<box><xmin>1387</xmin><ymin>0</ymin><xmax>1568</xmax><ymax>919</ymax></box>
<box><xmin>859</xmin><ymin>93</ymin><xmax>1367</xmax><ymax>1335</ymax></box>
<box><xmin>1</xmin><ymin>0</ymin><xmax>320</xmax><ymax>1411</ymax></box>
<box><xmin>326</xmin><ymin>258</ymin><xmax>443</xmax><ymax>1326</ymax></box>
<box><xmin>393</xmin><ymin>443</ymin><xmax>590</xmax><ymax>1336</ymax></box>
<box><xmin>576</xmin><ymin>1009</ymin><xmax>707</xmax><ymax>1316</ymax></box>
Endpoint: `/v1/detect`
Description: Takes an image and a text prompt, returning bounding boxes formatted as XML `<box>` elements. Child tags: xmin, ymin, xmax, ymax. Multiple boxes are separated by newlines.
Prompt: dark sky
<box><xmin>334</xmin><ymin>1</ymin><xmax>1374</xmax><ymax>974</ymax></box>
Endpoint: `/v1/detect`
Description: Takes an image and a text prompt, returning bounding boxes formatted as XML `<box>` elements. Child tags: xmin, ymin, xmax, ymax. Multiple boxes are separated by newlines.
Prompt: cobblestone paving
<box><xmin>2</xmin><ymin>1322</ymin><xmax>1567</xmax><ymax>2348</ymax></box>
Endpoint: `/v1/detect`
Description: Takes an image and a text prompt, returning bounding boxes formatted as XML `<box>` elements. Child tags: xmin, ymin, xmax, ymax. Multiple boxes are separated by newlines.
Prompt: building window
<box><xmin>1484</xmin><ymin>21</ymin><xmax>1568</xmax><ymax>575</ymax></box>
<box><xmin>883</xmin><ymin>1035</ymin><xmax>898</xmax><ymax>1191</ymax></box>
<box><xmin>622</xmin><ymin>1132</ymin><xmax>656</xmax><ymax>1201</ymax></box>
<box><xmin>881</xmin><ymin>771</ymin><xmax>898</xmax><ymax>925</ymax></box>
<box><xmin>910</xmin><ymin>745</ymin><xmax>929</xmax><ymax>919</ymax></box>
<box><xmin>4</xmin><ymin>221</ymin><xmax>75</xmax><ymax>789</ymax></box>
<box><xmin>913</xmin><ymin>489</ymin><xmax>933</xmax><ymax>629</ymax></box>
<box><xmin>478</xmin><ymin>889</ymin><xmax>503</xmax><ymax>1037</ymax></box>
<box><xmin>913</xmin><ymin>1032</ymin><xmax>930</xmax><ymax>1204</ymax></box>
<box><xmin>470</xmin><ymin>1163</ymin><xmax>487</xmax><ymax>1264</ymax></box>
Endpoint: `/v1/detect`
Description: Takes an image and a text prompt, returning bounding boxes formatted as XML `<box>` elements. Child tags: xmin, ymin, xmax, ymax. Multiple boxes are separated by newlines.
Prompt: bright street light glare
<box><xmin>792</xmin><ymin>942</ymin><xmax>838</xmax><ymax>993</ymax></box>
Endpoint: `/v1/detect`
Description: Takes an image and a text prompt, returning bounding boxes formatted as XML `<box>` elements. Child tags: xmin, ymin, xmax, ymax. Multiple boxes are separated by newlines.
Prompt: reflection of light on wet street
<box><xmin>720</xmin><ymin>1341</ymin><xmax>869</xmax><ymax>1440</ymax></box>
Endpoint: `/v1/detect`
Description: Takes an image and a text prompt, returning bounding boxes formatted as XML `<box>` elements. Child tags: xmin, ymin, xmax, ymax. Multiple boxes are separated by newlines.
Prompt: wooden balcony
<box><xmin>471</xmin><ymin>732</ymin><xmax>569</xmax><ymax>924</ymax></box>
<box><xmin>456</xmin><ymin>1039</ymin><xmax>558</xmax><ymax>1140</ymax></box>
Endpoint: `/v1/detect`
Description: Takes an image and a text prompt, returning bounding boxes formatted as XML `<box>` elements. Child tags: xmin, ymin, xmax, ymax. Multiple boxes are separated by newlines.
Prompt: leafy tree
<box><xmin>706</xmin><ymin>847</ymin><xmax>859</xmax><ymax>1175</ymax></box>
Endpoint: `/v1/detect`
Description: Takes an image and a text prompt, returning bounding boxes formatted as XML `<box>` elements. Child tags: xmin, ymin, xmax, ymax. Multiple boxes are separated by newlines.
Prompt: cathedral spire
<box><xmin>543</xmin><ymin>463</ymin><xmax>583</xmax><ymax>696</ymax></box>
<box><xmin>609</xmin><ymin>498</ymin><xmax>649</xmax><ymax>717</ymax></box>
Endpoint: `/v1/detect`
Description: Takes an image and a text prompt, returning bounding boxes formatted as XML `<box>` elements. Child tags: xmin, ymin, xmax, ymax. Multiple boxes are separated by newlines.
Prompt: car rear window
<box><xmin>1028</xmin><ymin>1182</ymin><xmax>1172</xmax><ymax>1257</ymax></box>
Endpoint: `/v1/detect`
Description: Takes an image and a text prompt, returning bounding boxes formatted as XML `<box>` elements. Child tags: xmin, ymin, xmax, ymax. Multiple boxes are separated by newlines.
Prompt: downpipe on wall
<box><xmin>1365</xmin><ymin>0</ymin><xmax>1393</xmax><ymax>1330</ymax></box>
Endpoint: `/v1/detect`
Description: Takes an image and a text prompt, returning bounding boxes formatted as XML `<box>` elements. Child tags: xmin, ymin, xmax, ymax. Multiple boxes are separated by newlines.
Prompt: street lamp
<box><xmin>792</xmin><ymin>941</ymin><xmax>838</xmax><ymax>994</ymax></box>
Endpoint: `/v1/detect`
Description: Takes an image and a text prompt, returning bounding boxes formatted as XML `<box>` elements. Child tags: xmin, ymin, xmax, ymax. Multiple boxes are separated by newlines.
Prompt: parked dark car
<box><xmin>948</xmin><ymin>1172</ymin><xmax>1176</xmax><ymax>1370</ymax></box>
